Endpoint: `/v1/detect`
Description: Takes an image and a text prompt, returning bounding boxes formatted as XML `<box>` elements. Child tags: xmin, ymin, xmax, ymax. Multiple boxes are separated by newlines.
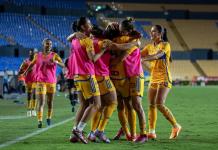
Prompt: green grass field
<box><xmin>0</xmin><ymin>86</ymin><xmax>218</xmax><ymax>150</ymax></box>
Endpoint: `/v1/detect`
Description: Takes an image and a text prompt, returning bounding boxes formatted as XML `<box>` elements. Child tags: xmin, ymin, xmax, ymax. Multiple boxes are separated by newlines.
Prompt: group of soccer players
<box><xmin>18</xmin><ymin>16</ymin><xmax>182</xmax><ymax>144</ymax></box>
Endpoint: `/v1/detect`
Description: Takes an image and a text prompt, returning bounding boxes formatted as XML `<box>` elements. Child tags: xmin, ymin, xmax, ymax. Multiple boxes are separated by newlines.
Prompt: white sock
<box><xmin>77</xmin><ymin>122</ymin><xmax>87</xmax><ymax>132</ymax></box>
<box><xmin>149</xmin><ymin>129</ymin><xmax>156</xmax><ymax>134</ymax></box>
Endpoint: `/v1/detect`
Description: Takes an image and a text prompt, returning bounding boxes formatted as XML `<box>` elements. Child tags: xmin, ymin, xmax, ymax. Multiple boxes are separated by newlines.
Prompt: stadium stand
<box><xmin>171</xmin><ymin>60</ymin><xmax>201</xmax><ymax>80</ymax></box>
<box><xmin>173</xmin><ymin>19</ymin><xmax>218</xmax><ymax>51</ymax></box>
<box><xmin>0</xmin><ymin>13</ymin><xmax>61</xmax><ymax>48</ymax></box>
<box><xmin>8</xmin><ymin>0</ymin><xmax>86</xmax><ymax>10</ymax></box>
<box><xmin>197</xmin><ymin>60</ymin><xmax>218</xmax><ymax>76</ymax></box>
<box><xmin>0</xmin><ymin>57</ymin><xmax>24</xmax><ymax>71</ymax></box>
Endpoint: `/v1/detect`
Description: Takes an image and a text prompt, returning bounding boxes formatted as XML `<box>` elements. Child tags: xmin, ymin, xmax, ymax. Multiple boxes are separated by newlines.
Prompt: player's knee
<box><xmin>156</xmin><ymin>104</ymin><xmax>164</xmax><ymax>112</ymax></box>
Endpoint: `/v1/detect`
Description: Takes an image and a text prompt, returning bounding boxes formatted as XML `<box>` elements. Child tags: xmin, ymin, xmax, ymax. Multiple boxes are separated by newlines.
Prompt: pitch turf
<box><xmin>0</xmin><ymin>86</ymin><xmax>218</xmax><ymax>150</ymax></box>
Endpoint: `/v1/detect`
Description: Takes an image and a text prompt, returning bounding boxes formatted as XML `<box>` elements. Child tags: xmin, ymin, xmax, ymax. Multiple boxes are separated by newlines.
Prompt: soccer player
<box><xmin>141</xmin><ymin>25</ymin><xmax>182</xmax><ymax>139</ymax></box>
<box><xmin>23</xmin><ymin>38</ymin><xmax>64</xmax><ymax>128</ymax></box>
<box><xmin>18</xmin><ymin>49</ymin><xmax>37</xmax><ymax>117</ymax></box>
<box><xmin>110</xmin><ymin>18</ymin><xmax>147</xmax><ymax>143</ymax></box>
<box><xmin>69</xmin><ymin>17</ymin><xmax>106</xmax><ymax>144</ymax></box>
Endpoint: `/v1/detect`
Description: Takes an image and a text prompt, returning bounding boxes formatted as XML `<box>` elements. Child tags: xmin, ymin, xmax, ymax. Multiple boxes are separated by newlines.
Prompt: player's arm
<box><xmin>105</xmin><ymin>40</ymin><xmax>141</xmax><ymax>51</ymax></box>
<box><xmin>85</xmin><ymin>38</ymin><xmax>106</xmax><ymax>62</ymax></box>
<box><xmin>67</xmin><ymin>32</ymin><xmax>87</xmax><ymax>42</ymax></box>
<box><xmin>52</xmin><ymin>54</ymin><xmax>65</xmax><ymax>68</ymax></box>
<box><xmin>142</xmin><ymin>43</ymin><xmax>170</xmax><ymax>61</ymax></box>
<box><xmin>18</xmin><ymin>61</ymin><xmax>27</xmax><ymax>75</ymax></box>
<box><xmin>23</xmin><ymin>55</ymin><xmax>37</xmax><ymax>76</ymax></box>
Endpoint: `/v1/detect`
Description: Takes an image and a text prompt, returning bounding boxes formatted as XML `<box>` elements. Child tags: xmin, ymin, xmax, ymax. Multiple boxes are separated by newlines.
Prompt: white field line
<box><xmin>0</xmin><ymin>117</ymin><xmax>74</xmax><ymax>149</ymax></box>
<box><xmin>0</xmin><ymin>116</ymin><xmax>27</xmax><ymax>120</ymax></box>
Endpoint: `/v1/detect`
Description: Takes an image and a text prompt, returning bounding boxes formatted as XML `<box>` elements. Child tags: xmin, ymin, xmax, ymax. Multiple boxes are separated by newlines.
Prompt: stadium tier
<box><xmin>173</xmin><ymin>19</ymin><xmax>218</xmax><ymax>51</ymax></box>
<box><xmin>171</xmin><ymin>60</ymin><xmax>201</xmax><ymax>80</ymax></box>
<box><xmin>0</xmin><ymin>57</ymin><xmax>24</xmax><ymax>71</ymax></box>
<box><xmin>0</xmin><ymin>13</ymin><xmax>60</xmax><ymax>48</ymax></box>
<box><xmin>197</xmin><ymin>60</ymin><xmax>218</xmax><ymax>77</ymax></box>
<box><xmin>8</xmin><ymin>0</ymin><xmax>86</xmax><ymax>9</ymax></box>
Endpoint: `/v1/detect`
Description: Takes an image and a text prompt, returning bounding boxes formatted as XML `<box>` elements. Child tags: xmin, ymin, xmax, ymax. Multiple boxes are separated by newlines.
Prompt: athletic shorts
<box><xmin>129</xmin><ymin>75</ymin><xmax>144</xmax><ymax>97</ymax></box>
<box><xmin>26</xmin><ymin>82</ymin><xmax>36</xmax><ymax>93</ymax></box>
<box><xmin>111</xmin><ymin>78</ymin><xmax>129</xmax><ymax>98</ymax></box>
<box><xmin>149</xmin><ymin>82</ymin><xmax>172</xmax><ymax>89</ymax></box>
<box><xmin>36</xmin><ymin>82</ymin><xmax>56</xmax><ymax>94</ymax></box>
<box><xmin>74</xmin><ymin>75</ymin><xmax>100</xmax><ymax>100</ymax></box>
<box><xmin>96</xmin><ymin>76</ymin><xmax>116</xmax><ymax>96</ymax></box>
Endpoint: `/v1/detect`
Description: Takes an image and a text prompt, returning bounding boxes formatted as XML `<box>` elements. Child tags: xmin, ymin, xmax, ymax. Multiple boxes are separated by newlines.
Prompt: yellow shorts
<box><xmin>74</xmin><ymin>75</ymin><xmax>100</xmax><ymax>100</ymax></box>
<box><xmin>96</xmin><ymin>76</ymin><xmax>116</xmax><ymax>96</ymax></box>
<box><xmin>129</xmin><ymin>75</ymin><xmax>145</xmax><ymax>97</ymax></box>
<box><xmin>36</xmin><ymin>82</ymin><xmax>56</xmax><ymax>94</ymax></box>
<box><xmin>149</xmin><ymin>82</ymin><xmax>172</xmax><ymax>89</ymax></box>
<box><xmin>111</xmin><ymin>78</ymin><xmax>129</xmax><ymax>98</ymax></box>
<box><xmin>26</xmin><ymin>82</ymin><xmax>36</xmax><ymax>93</ymax></box>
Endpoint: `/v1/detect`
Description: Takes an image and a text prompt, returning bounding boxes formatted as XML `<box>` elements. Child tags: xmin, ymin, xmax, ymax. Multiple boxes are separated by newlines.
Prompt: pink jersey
<box><xmin>35</xmin><ymin>52</ymin><xmax>57</xmax><ymax>83</ymax></box>
<box><xmin>69</xmin><ymin>39</ymin><xmax>95</xmax><ymax>75</ymax></box>
<box><xmin>94</xmin><ymin>39</ymin><xmax>111</xmax><ymax>76</ymax></box>
<box><xmin>25</xmin><ymin>59</ymin><xmax>37</xmax><ymax>83</ymax></box>
<box><xmin>124</xmin><ymin>48</ymin><xmax>143</xmax><ymax>77</ymax></box>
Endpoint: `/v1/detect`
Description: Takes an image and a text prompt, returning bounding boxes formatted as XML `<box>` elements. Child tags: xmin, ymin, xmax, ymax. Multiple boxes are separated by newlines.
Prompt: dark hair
<box><xmin>42</xmin><ymin>38</ymin><xmax>52</xmax><ymax>44</ymax></box>
<box><xmin>154</xmin><ymin>25</ymin><xmax>168</xmax><ymax>42</ymax></box>
<box><xmin>72</xmin><ymin>20</ymin><xmax>78</xmax><ymax>32</ymax></box>
<box><xmin>71</xmin><ymin>17</ymin><xmax>89</xmax><ymax>32</ymax></box>
<box><xmin>91</xmin><ymin>24</ymin><xmax>104</xmax><ymax>39</ymax></box>
<box><xmin>154</xmin><ymin>25</ymin><xmax>172</xmax><ymax>62</ymax></box>
<box><xmin>104</xmin><ymin>23</ymin><xmax>120</xmax><ymax>40</ymax></box>
<box><xmin>77</xmin><ymin>17</ymin><xmax>89</xmax><ymax>31</ymax></box>
<box><xmin>121</xmin><ymin>17</ymin><xmax>134</xmax><ymax>31</ymax></box>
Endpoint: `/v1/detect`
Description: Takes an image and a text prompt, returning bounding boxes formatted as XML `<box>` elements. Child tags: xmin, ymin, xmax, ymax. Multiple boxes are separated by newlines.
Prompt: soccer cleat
<box><xmin>38</xmin><ymin>121</ymin><xmax>42</xmax><ymax>128</ymax></box>
<box><xmin>134</xmin><ymin>134</ymin><xmax>148</xmax><ymax>143</ymax></box>
<box><xmin>169</xmin><ymin>125</ymin><xmax>182</xmax><ymax>139</ymax></box>
<box><xmin>27</xmin><ymin>110</ymin><xmax>32</xmax><ymax>117</ymax></box>
<box><xmin>148</xmin><ymin>133</ymin><xmax>157</xmax><ymax>140</ymax></box>
<box><xmin>113</xmin><ymin>127</ymin><xmax>124</xmax><ymax>140</ymax></box>
<box><xmin>46</xmin><ymin>119</ymin><xmax>51</xmax><ymax>126</ymax></box>
<box><xmin>69</xmin><ymin>134</ymin><xmax>80</xmax><ymax>143</ymax></box>
<box><xmin>31</xmin><ymin>110</ymin><xmax>37</xmax><ymax>117</ymax></box>
<box><xmin>87</xmin><ymin>131</ymin><xmax>96</xmax><ymax>142</ymax></box>
<box><xmin>73</xmin><ymin>128</ymin><xmax>88</xmax><ymax>144</ymax></box>
<box><xmin>95</xmin><ymin>130</ymin><xmax>110</xmax><ymax>143</ymax></box>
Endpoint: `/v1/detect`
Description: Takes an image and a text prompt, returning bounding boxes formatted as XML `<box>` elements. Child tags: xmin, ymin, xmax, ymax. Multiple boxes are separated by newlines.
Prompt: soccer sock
<box><xmin>148</xmin><ymin>104</ymin><xmax>157</xmax><ymax>133</ymax></box>
<box><xmin>156</xmin><ymin>104</ymin><xmax>177</xmax><ymax>127</ymax></box>
<box><xmin>77</xmin><ymin>122</ymin><xmax>87</xmax><ymax>132</ymax></box>
<box><xmin>118</xmin><ymin>110</ymin><xmax>130</xmax><ymax>135</ymax></box>
<box><xmin>37</xmin><ymin>111</ymin><xmax>43</xmax><ymax>121</ymax></box>
<box><xmin>91</xmin><ymin>111</ymin><xmax>101</xmax><ymax>131</ymax></box>
<box><xmin>47</xmin><ymin>108</ymin><xmax>53</xmax><ymax>119</ymax></box>
<box><xmin>98</xmin><ymin>103</ymin><xmax>116</xmax><ymax>131</ymax></box>
<box><xmin>127</xmin><ymin>109</ymin><xmax>137</xmax><ymax>137</ymax></box>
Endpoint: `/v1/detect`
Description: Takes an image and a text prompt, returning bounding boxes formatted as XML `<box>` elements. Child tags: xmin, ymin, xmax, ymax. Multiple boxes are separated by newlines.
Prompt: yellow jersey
<box><xmin>141</xmin><ymin>42</ymin><xmax>172</xmax><ymax>83</ymax></box>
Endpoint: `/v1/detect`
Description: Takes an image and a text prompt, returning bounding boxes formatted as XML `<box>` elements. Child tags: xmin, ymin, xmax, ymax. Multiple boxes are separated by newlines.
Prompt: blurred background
<box><xmin>0</xmin><ymin>0</ymin><xmax>218</xmax><ymax>97</ymax></box>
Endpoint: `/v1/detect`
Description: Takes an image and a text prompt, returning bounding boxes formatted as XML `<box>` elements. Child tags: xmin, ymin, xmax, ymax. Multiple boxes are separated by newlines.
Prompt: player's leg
<box><xmin>156</xmin><ymin>84</ymin><xmax>181</xmax><ymax>139</ymax></box>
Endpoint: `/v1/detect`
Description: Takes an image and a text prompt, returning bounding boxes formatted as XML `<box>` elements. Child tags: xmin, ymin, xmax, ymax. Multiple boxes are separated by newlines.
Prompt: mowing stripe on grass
<box><xmin>0</xmin><ymin>116</ymin><xmax>27</xmax><ymax>120</ymax></box>
<box><xmin>0</xmin><ymin>117</ymin><xmax>74</xmax><ymax>149</ymax></box>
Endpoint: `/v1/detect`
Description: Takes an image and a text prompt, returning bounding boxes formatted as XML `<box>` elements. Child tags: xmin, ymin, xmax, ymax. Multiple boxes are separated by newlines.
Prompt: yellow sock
<box><xmin>31</xmin><ymin>99</ymin><xmax>37</xmax><ymax>110</ymax></box>
<box><xmin>91</xmin><ymin>111</ymin><xmax>101</xmax><ymax>131</ymax></box>
<box><xmin>27</xmin><ymin>100</ymin><xmax>31</xmax><ymax>110</ymax></box>
<box><xmin>47</xmin><ymin>109</ymin><xmax>53</xmax><ymax>119</ymax></box>
<box><xmin>118</xmin><ymin>110</ymin><xmax>130</xmax><ymax>135</ymax></box>
<box><xmin>98</xmin><ymin>103</ymin><xmax>116</xmax><ymax>131</ymax></box>
<box><xmin>157</xmin><ymin>104</ymin><xmax>177</xmax><ymax>126</ymax></box>
<box><xmin>37</xmin><ymin>111</ymin><xmax>43</xmax><ymax>121</ymax></box>
<box><xmin>127</xmin><ymin>109</ymin><xmax>137</xmax><ymax>137</ymax></box>
<box><xmin>148</xmin><ymin>104</ymin><xmax>157</xmax><ymax>132</ymax></box>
